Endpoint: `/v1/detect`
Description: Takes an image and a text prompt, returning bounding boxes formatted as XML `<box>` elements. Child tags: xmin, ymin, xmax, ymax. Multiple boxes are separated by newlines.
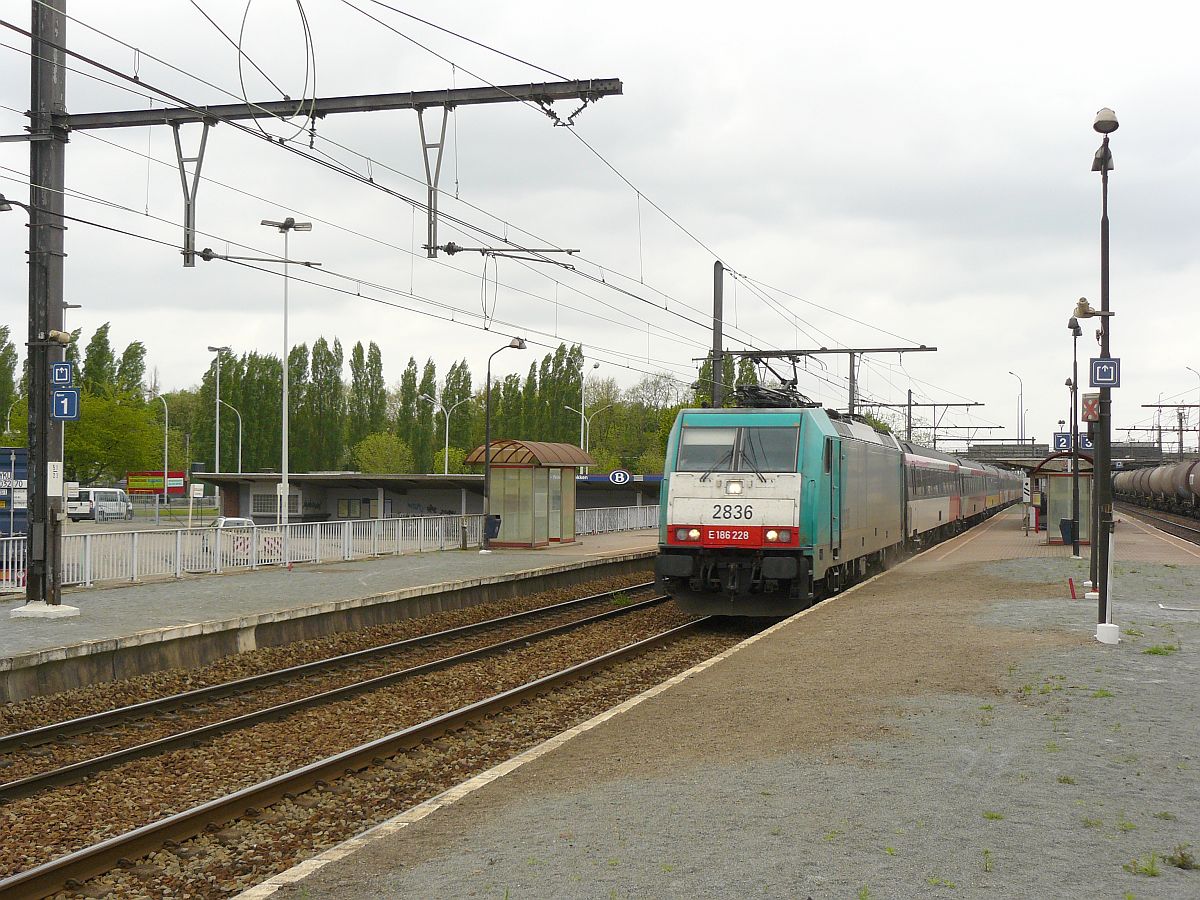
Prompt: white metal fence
<box><xmin>0</xmin><ymin>506</ymin><xmax>656</xmax><ymax>593</ymax></box>
<box><xmin>575</xmin><ymin>504</ymin><xmax>658</xmax><ymax>535</ymax></box>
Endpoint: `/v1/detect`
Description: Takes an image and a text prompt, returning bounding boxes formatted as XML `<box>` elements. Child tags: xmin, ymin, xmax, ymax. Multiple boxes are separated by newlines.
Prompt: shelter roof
<box><xmin>464</xmin><ymin>440</ymin><xmax>596</xmax><ymax>467</ymax></box>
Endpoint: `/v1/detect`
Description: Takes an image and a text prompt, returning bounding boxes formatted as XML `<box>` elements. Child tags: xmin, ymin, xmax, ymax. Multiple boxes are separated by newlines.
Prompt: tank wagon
<box><xmin>655</xmin><ymin>405</ymin><xmax>1021</xmax><ymax>616</ymax></box>
<box><xmin>1113</xmin><ymin>460</ymin><xmax>1200</xmax><ymax>515</ymax></box>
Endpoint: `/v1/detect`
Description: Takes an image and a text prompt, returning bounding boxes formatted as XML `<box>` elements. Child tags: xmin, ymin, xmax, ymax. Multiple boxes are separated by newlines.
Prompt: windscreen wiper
<box><xmin>740</xmin><ymin>441</ymin><xmax>768</xmax><ymax>482</ymax></box>
<box><xmin>698</xmin><ymin>447</ymin><xmax>734</xmax><ymax>482</ymax></box>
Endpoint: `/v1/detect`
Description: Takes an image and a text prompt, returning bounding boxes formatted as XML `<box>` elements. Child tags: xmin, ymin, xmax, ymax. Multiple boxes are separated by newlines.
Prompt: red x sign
<box><xmin>1082</xmin><ymin>393</ymin><xmax>1100</xmax><ymax>422</ymax></box>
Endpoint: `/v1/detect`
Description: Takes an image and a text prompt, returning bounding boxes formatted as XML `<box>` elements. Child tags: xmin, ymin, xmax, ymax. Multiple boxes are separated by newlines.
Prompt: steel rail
<box><xmin>0</xmin><ymin>618</ymin><xmax>706</xmax><ymax>900</ymax></box>
<box><xmin>1115</xmin><ymin>502</ymin><xmax>1200</xmax><ymax>544</ymax></box>
<box><xmin>0</xmin><ymin>594</ymin><xmax>668</xmax><ymax>802</ymax></box>
<box><xmin>0</xmin><ymin>581</ymin><xmax>655</xmax><ymax>753</ymax></box>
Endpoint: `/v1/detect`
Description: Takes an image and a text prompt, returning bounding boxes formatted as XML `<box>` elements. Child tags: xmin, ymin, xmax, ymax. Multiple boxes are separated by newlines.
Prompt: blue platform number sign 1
<box><xmin>51</xmin><ymin>388</ymin><xmax>80</xmax><ymax>421</ymax></box>
<box><xmin>608</xmin><ymin>468</ymin><xmax>632</xmax><ymax>485</ymax></box>
<box><xmin>50</xmin><ymin>361</ymin><xmax>73</xmax><ymax>386</ymax></box>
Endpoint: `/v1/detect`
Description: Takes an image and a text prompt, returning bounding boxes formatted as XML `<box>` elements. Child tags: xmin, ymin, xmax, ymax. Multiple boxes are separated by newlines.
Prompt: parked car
<box><xmin>212</xmin><ymin>517</ymin><xmax>254</xmax><ymax>529</ymax></box>
<box><xmin>67</xmin><ymin>488</ymin><xmax>133</xmax><ymax>523</ymax></box>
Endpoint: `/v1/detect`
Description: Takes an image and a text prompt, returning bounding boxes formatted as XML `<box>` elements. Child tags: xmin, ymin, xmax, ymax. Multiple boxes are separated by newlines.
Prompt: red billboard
<box><xmin>126</xmin><ymin>471</ymin><xmax>187</xmax><ymax>495</ymax></box>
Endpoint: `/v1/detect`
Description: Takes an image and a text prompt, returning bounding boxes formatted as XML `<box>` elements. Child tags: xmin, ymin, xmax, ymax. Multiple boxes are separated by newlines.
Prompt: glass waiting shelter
<box><xmin>1030</xmin><ymin>451</ymin><xmax>1093</xmax><ymax>546</ymax></box>
<box><xmin>465</xmin><ymin>440</ymin><xmax>596</xmax><ymax>548</ymax></box>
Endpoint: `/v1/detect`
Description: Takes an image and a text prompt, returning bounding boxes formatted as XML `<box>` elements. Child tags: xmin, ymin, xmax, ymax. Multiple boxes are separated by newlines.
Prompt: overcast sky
<box><xmin>2</xmin><ymin>1</ymin><xmax>1198</xmax><ymax>449</ymax></box>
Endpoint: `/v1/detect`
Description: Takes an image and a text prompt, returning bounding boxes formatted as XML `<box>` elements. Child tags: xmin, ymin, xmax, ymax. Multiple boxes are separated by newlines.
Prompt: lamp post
<box><xmin>3</xmin><ymin>399</ymin><xmax>18</xmax><ymax>436</ymax></box>
<box><xmin>1088</xmin><ymin>106</ymin><xmax>1119</xmax><ymax>631</ymax></box>
<box><xmin>565</xmin><ymin>403</ymin><xmax>612</xmax><ymax>454</ymax></box>
<box><xmin>482</xmin><ymin>337</ymin><xmax>527</xmax><ymax>552</ymax></box>
<box><xmin>218</xmin><ymin>398</ymin><xmax>243</xmax><ymax>474</ymax></box>
<box><xmin>152</xmin><ymin>394</ymin><xmax>169</xmax><ymax>527</ymax></box>
<box><xmin>2</xmin><ymin>193</ymin><xmax>72</xmax><ymax>612</ymax></box>
<box><xmin>577</xmin><ymin>360</ymin><xmax>599</xmax><ymax>449</ymax></box>
<box><xmin>420</xmin><ymin>393</ymin><xmax>470</xmax><ymax>475</ymax></box>
<box><xmin>207</xmin><ymin>346</ymin><xmax>229</xmax><ymax>517</ymax></box>
<box><xmin>1007</xmin><ymin>371</ymin><xmax>1024</xmax><ymax>444</ymax></box>
<box><xmin>261</xmin><ymin>217</ymin><xmax>312</xmax><ymax>562</ymax></box>
<box><xmin>1068</xmin><ymin>316</ymin><xmax>1082</xmax><ymax>558</ymax></box>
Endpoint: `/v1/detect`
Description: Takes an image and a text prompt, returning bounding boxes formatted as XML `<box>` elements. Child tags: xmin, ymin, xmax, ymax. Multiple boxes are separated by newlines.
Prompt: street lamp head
<box><xmin>419</xmin><ymin>393</ymin><xmax>436</xmax><ymax>405</ymax></box>
<box><xmin>1068</xmin><ymin>316</ymin><xmax>1082</xmax><ymax>336</ymax></box>
<box><xmin>0</xmin><ymin>194</ymin><xmax>11</xmax><ymax>212</ymax></box>
<box><xmin>1093</xmin><ymin>107</ymin><xmax>1119</xmax><ymax>134</ymax></box>
<box><xmin>1065</xmin><ymin>378</ymin><xmax>1073</xmax><ymax>388</ymax></box>
<box><xmin>509</xmin><ymin>337</ymin><xmax>527</xmax><ymax>350</ymax></box>
<box><xmin>207</xmin><ymin>345</ymin><xmax>230</xmax><ymax>353</ymax></box>
<box><xmin>1073</xmin><ymin>297</ymin><xmax>1095</xmax><ymax>319</ymax></box>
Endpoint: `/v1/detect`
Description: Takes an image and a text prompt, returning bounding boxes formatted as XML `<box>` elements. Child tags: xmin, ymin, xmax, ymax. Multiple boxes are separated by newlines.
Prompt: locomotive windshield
<box><xmin>676</xmin><ymin>426</ymin><xmax>799</xmax><ymax>474</ymax></box>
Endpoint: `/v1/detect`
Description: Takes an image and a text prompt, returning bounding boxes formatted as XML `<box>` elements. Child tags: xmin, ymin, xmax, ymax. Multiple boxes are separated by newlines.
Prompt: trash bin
<box><xmin>1059</xmin><ymin>518</ymin><xmax>1075</xmax><ymax>545</ymax></box>
<box><xmin>485</xmin><ymin>515</ymin><xmax>502</xmax><ymax>540</ymax></box>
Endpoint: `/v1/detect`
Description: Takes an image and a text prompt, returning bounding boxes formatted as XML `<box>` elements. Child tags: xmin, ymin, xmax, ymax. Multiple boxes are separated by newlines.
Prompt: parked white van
<box><xmin>68</xmin><ymin>488</ymin><xmax>134</xmax><ymax>523</ymax></box>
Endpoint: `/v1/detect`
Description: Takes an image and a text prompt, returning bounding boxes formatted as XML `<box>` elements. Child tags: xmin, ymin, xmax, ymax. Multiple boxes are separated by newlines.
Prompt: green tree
<box><xmin>307</xmin><ymin>337</ymin><xmax>345</xmax><ymax>469</ymax></box>
<box><xmin>434</xmin><ymin>445</ymin><xmax>468</xmax><ymax>474</ymax></box>
<box><xmin>65</xmin><ymin>390</ymin><xmax>164</xmax><ymax>483</ymax></box>
<box><xmin>287</xmin><ymin>343</ymin><xmax>311</xmax><ymax>472</ymax></box>
<box><xmin>442</xmin><ymin>360</ymin><xmax>475</xmax><ymax>450</ymax></box>
<box><xmin>81</xmin><ymin>323</ymin><xmax>117</xmax><ymax>393</ymax></box>
<box><xmin>0</xmin><ymin>325</ymin><xmax>18</xmax><ymax>436</ymax></box>
<box><xmin>352</xmin><ymin>432</ymin><xmax>415</xmax><ymax>473</ymax></box>
<box><xmin>396</xmin><ymin>357</ymin><xmax>418</xmax><ymax>447</ymax></box>
<box><xmin>116</xmin><ymin>341</ymin><xmax>147</xmax><ymax>396</ymax></box>
<box><xmin>366</xmin><ymin>342</ymin><xmax>387</xmax><ymax>434</ymax></box>
<box><xmin>346</xmin><ymin>341</ymin><xmax>370</xmax><ymax>449</ymax></box>
<box><xmin>413</xmin><ymin>358</ymin><xmax>437</xmax><ymax>471</ymax></box>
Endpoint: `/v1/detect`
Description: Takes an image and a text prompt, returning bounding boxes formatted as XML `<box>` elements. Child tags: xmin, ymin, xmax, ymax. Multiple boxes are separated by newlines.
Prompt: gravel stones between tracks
<box><xmin>0</xmin><ymin>569</ymin><xmax>653</xmax><ymax>737</ymax></box>
<box><xmin>0</xmin><ymin>602</ymin><xmax>697</xmax><ymax>884</ymax></box>
<box><xmin>52</xmin><ymin>624</ymin><xmax>751</xmax><ymax>899</ymax></box>
<box><xmin>0</xmin><ymin>585</ymin><xmax>661</xmax><ymax>783</ymax></box>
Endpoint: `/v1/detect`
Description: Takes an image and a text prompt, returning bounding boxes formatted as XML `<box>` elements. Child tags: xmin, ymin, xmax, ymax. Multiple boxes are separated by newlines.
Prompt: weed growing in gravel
<box><xmin>884</xmin><ymin>847</ymin><xmax>896</xmax><ymax>855</ymax></box>
<box><xmin>927</xmin><ymin>876</ymin><xmax>957</xmax><ymax>888</ymax></box>
<box><xmin>979</xmin><ymin>704</ymin><xmax>993</xmax><ymax>711</ymax></box>
<box><xmin>1046</xmin><ymin>741</ymin><xmax>1063</xmax><ymax>753</ymax></box>
<box><xmin>1092</xmin><ymin>689</ymin><xmax>1114</xmax><ymax>698</ymax></box>
<box><xmin>1124</xmin><ymin>627</ymin><xmax>1144</xmax><ymax>638</ymax></box>
<box><xmin>1083</xmin><ymin>818</ymin><xmax>1103</xmax><ymax>828</ymax></box>
<box><xmin>823</xmin><ymin>829</ymin><xmax>843</xmax><ymax>841</ymax></box>
<box><xmin>611</xmin><ymin>592</ymin><xmax>632</xmax><ymax>607</ymax></box>
<box><xmin>1165</xmin><ymin>844</ymin><xmax>1196</xmax><ymax>869</ymax></box>
<box><xmin>769</xmin><ymin>827</ymin><xmax>782</xmax><ymax>836</ymax></box>
<box><xmin>1117</xmin><ymin>816</ymin><xmax>1137</xmax><ymax>832</ymax></box>
<box><xmin>1143</xmin><ymin>644</ymin><xmax>1179</xmax><ymax>656</ymax></box>
<box><xmin>982</xmin><ymin>849</ymin><xmax>994</xmax><ymax>872</ymax></box>
<box><xmin>982</xmin><ymin>811</ymin><xmax>1004</xmax><ymax>821</ymax></box>
<box><xmin>1122</xmin><ymin>853</ymin><xmax>1161</xmax><ymax>876</ymax></box>
<box><xmin>856</xmin><ymin>888</ymin><xmax>872</xmax><ymax>900</ymax></box>
<box><xmin>1153</xmin><ymin>811</ymin><xmax>1177</xmax><ymax>821</ymax></box>
<box><xmin>1057</xmin><ymin>775</ymin><xmax>1077</xmax><ymax>784</ymax></box>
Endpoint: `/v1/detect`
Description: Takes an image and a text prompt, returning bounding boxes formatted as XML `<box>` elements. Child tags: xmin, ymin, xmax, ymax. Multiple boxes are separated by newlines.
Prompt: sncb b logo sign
<box><xmin>608</xmin><ymin>469</ymin><xmax>631</xmax><ymax>485</ymax></box>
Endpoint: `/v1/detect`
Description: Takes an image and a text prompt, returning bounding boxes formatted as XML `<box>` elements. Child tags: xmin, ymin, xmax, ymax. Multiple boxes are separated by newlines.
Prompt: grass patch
<box><xmin>1082</xmin><ymin>817</ymin><xmax>1103</xmax><ymax>828</ymax></box>
<box><xmin>1045</xmin><ymin>741</ymin><xmax>1062</xmax><ymax>753</ymax></box>
<box><xmin>982</xmin><ymin>811</ymin><xmax>1004</xmax><ymax>821</ymax></box>
<box><xmin>1091</xmin><ymin>689</ymin><xmax>1114</xmax><ymax>698</ymax></box>
<box><xmin>610</xmin><ymin>591</ymin><xmax>632</xmax><ymax>607</ymax></box>
<box><xmin>1165</xmin><ymin>844</ymin><xmax>1196</xmax><ymax>870</ymax></box>
<box><xmin>1143</xmin><ymin>644</ymin><xmax>1180</xmax><ymax>656</ymax></box>
<box><xmin>1153</xmin><ymin>811</ymin><xmax>1177</xmax><ymax>821</ymax></box>
<box><xmin>857</xmin><ymin>889</ymin><xmax>872</xmax><ymax>900</ymax></box>
<box><xmin>1124</xmin><ymin>626</ymin><xmax>1144</xmax><ymax>638</ymax></box>
<box><xmin>1057</xmin><ymin>775</ymin><xmax>1077</xmax><ymax>785</ymax></box>
<box><xmin>1117</xmin><ymin>816</ymin><xmax>1137</xmax><ymax>832</ymax></box>
<box><xmin>823</xmin><ymin>829</ymin><xmax>843</xmax><ymax>841</ymax></box>
<box><xmin>1122</xmin><ymin>852</ymin><xmax>1161</xmax><ymax>877</ymax></box>
<box><xmin>978</xmin><ymin>704</ymin><xmax>993</xmax><ymax>711</ymax></box>
<box><xmin>927</xmin><ymin>876</ymin><xmax>957</xmax><ymax>888</ymax></box>
<box><xmin>982</xmin><ymin>849</ymin><xmax>994</xmax><ymax>873</ymax></box>
<box><xmin>884</xmin><ymin>847</ymin><xmax>896</xmax><ymax>856</ymax></box>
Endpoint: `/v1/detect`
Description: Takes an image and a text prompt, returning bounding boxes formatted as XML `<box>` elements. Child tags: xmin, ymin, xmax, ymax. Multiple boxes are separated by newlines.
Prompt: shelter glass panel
<box><xmin>534</xmin><ymin>467</ymin><xmax>549</xmax><ymax>544</ymax></box>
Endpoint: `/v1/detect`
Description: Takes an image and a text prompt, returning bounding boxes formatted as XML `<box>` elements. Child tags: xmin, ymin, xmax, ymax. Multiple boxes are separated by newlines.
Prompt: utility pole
<box><xmin>711</xmin><ymin>261</ymin><xmax>724</xmax><ymax>408</ymax></box>
<box><xmin>906</xmin><ymin>389</ymin><xmax>913</xmax><ymax>441</ymax></box>
<box><xmin>733</xmin><ymin>347</ymin><xmax>936</xmax><ymax>415</ymax></box>
<box><xmin>7</xmin><ymin>5</ymin><xmax>620</xmax><ymax>593</ymax></box>
<box><xmin>1139</xmin><ymin>404</ymin><xmax>1200</xmax><ymax>460</ymax></box>
<box><xmin>19</xmin><ymin>0</ymin><xmax>69</xmax><ymax>613</ymax></box>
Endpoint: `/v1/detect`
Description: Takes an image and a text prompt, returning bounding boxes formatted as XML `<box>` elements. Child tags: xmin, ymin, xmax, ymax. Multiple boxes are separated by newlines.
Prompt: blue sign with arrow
<box><xmin>50</xmin><ymin>361</ymin><xmax>73</xmax><ymax>386</ymax></box>
<box><xmin>1090</xmin><ymin>357</ymin><xmax>1121</xmax><ymax>389</ymax></box>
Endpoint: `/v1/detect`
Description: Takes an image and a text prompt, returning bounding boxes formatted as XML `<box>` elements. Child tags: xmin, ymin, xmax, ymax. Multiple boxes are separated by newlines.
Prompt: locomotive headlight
<box><xmin>688</xmin><ymin>528</ymin><xmax>701</xmax><ymax>541</ymax></box>
<box><xmin>778</xmin><ymin>529</ymin><xmax>791</xmax><ymax>542</ymax></box>
<box><xmin>765</xmin><ymin>529</ymin><xmax>779</xmax><ymax>542</ymax></box>
<box><xmin>675</xmin><ymin>528</ymin><xmax>690</xmax><ymax>541</ymax></box>
<box><xmin>725</xmin><ymin>480</ymin><xmax>743</xmax><ymax>495</ymax></box>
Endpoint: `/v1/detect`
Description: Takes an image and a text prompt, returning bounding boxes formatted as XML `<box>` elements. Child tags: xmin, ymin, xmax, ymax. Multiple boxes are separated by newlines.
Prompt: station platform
<box><xmin>0</xmin><ymin>532</ymin><xmax>656</xmax><ymax>702</ymax></box>
<box><xmin>253</xmin><ymin>506</ymin><xmax>1200</xmax><ymax>900</ymax></box>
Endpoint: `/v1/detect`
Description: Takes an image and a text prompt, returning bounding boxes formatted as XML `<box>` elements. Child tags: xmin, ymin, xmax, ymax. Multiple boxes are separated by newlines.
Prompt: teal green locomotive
<box><xmin>655</xmin><ymin>405</ymin><xmax>1020</xmax><ymax>616</ymax></box>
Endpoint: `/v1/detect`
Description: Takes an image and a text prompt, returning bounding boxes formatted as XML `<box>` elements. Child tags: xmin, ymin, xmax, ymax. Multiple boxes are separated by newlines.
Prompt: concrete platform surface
<box><xmin>252</xmin><ymin>508</ymin><xmax>1200</xmax><ymax>900</ymax></box>
<box><xmin>0</xmin><ymin>532</ymin><xmax>655</xmax><ymax>700</ymax></box>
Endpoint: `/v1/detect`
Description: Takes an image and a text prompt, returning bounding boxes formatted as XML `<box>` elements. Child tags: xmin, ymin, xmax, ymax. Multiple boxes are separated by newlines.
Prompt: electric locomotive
<box><xmin>656</xmin><ymin>401</ymin><xmax>1020</xmax><ymax>617</ymax></box>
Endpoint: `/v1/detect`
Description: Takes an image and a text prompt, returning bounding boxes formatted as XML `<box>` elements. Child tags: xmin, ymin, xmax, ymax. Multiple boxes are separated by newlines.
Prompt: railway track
<box><xmin>0</xmin><ymin>613</ymin><xmax>745</xmax><ymax>900</ymax></box>
<box><xmin>0</xmin><ymin>582</ymin><xmax>661</xmax><ymax>798</ymax></box>
<box><xmin>1116</xmin><ymin>501</ymin><xmax>1200</xmax><ymax>545</ymax></box>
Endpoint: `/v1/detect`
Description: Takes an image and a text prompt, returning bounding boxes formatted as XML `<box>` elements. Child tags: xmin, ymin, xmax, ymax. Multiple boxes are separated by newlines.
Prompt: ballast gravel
<box><xmin>275</xmin><ymin>554</ymin><xmax>1200</xmax><ymax>900</ymax></box>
